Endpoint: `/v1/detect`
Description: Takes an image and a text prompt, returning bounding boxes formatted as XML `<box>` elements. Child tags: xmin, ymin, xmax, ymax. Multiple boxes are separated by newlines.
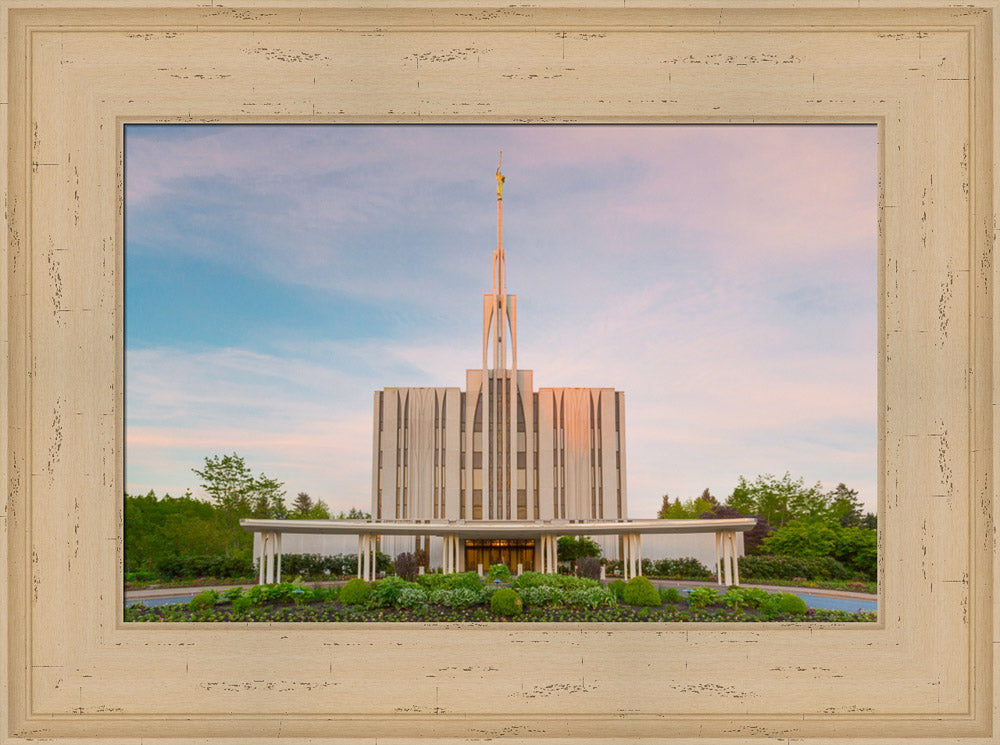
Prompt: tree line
<box><xmin>657</xmin><ymin>472</ymin><xmax>877</xmax><ymax>580</ymax></box>
<box><xmin>125</xmin><ymin>452</ymin><xmax>369</xmax><ymax>575</ymax></box>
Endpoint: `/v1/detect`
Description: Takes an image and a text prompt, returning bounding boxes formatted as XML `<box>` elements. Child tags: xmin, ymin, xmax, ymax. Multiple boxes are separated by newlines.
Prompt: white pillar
<box><xmin>258</xmin><ymin>533</ymin><xmax>267</xmax><ymax>585</ymax></box>
<box><xmin>722</xmin><ymin>533</ymin><xmax>732</xmax><ymax>587</ymax></box>
<box><xmin>635</xmin><ymin>534</ymin><xmax>643</xmax><ymax>577</ymax></box>
<box><xmin>357</xmin><ymin>535</ymin><xmax>364</xmax><ymax>580</ymax></box>
<box><xmin>267</xmin><ymin>533</ymin><xmax>276</xmax><ymax>584</ymax></box>
<box><xmin>715</xmin><ymin>532</ymin><xmax>723</xmax><ymax>586</ymax></box>
<box><xmin>365</xmin><ymin>535</ymin><xmax>375</xmax><ymax>581</ymax></box>
<box><xmin>276</xmin><ymin>532</ymin><xmax>282</xmax><ymax>584</ymax></box>
<box><xmin>730</xmin><ymin>533</ymin><xmax>740</xmax><ymax>586</ymax></box>
<box><xmin>622</xmin><ymin>535</ymin><xmax>631</xmax><ymax>581</ymax></box>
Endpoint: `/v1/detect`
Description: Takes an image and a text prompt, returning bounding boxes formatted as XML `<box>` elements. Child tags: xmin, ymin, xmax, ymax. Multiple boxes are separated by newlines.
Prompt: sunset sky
<box><xmin>124</xmin><ymin>124</ymin><xmax>878</xmax><ymax>517</ymax></box>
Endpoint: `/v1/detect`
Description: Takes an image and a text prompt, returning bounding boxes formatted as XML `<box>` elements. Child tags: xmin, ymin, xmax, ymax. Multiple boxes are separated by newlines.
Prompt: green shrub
<box><xmin>232</xmin><ymin>595</ymin><xmax>252</xmax><ymax>613</ymax></box>
<box><xmin>608</xmin><ymin>579</ymin><xmax>626</xmax><ymax>601</ymax></box>
<box><xmin>649</xmin><ymin>557</ymin><xmax>713</xmax><ymax>580</ymax></box>
<box><xmin>416</xmin><ymin>572</ymin><xmax>448</xmax><ymax>591</ymax></box>
<box><xmin>188</xmin><ymin>589</ymin><xmax>220</xmax><ymax>611</ymax></box>
<box><xmin>222</xmin><ymin>586</ymin><xmax>244</xmax><ymax>602</ymax></box>
<box><xmin>441</xmin><ymin>572</ymin><xmax>483</xmax><ymax>591</ymax></box>
<box><xmin>776</xmin><ymin>593</ymin><xmax>808</xmax><ymax>615</ymax></box>
<box><xmin>687</xmin><ymin>586</ymin><xmax>719</xmax><ymax>610</ymax></box>
<box><xmin>738</xmin><ymin>554</ymin><xmax>851</xmax><ymax>581</ymax></box>
<box><xmin>339</xmin><ymin>578</ymin><xmax>372</xmax><ymax>605</ymax></box>
<box><xmin>721</xmin><ymin>587</ymin><xmax>751</xmax><ymax>611</ymax></box>
<box><xmin>368</xmin><ymin>576</ymin><xmax>423</xmax><ymax>608</ymax></box>
<box><xmin>490</xmin><ymin>587</ymin><xmax>523</xmax><ymax>616</ymax></box>
<box><xmin>429</xmin><ymin>587</ymin><xmax>482</xmax><ymax>608</ymax></box>
<box><xmin>564</xmin><ymin>586</ymin><xmax>616</xmax><ymax>609</ymax></box>
<box><xmin>512</xmin><ymin>571</ymin><xmax>547</xmax><ymax>588</ymax></box>
<box><xmin>517</xmin><ymin>585</ymin><xmax>566</xmax><ymax>607</ymax></box>
<box><xmin>622</xmin><ymin>576</ymin><xmax>660</xmax><ymax>606</ymax></box>
<box><xmin>156</xmin><ymin>554</ymin><xmax>254</xmax><ymax>580</ymax></box>
<box><xmin>394</xmin><ymin>586</ymin><xmax>429</xmax><ymax>609</ymax></box>
<box><xmin>659</xmin><ymin>586</ymin><xmax>682</xmax><ymax>604</ymax></box>
<box><xmin>487</xmin><ymin>564</ymin><xmax>512</xmax><ymax>582</ymax></box>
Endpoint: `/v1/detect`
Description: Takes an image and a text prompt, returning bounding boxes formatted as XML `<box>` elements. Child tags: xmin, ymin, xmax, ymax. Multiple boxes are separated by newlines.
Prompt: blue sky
<box><xmin>124</xmin><ymin>124</ymin><xmax>878</xmax><ymax>516</ymax></box>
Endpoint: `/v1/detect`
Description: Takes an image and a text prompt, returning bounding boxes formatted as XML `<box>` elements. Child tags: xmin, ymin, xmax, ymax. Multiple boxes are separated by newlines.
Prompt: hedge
<box><xmin>737</xmin><ymin>554</ymin><xmax>851</xmax><ymax>581</ymax></box>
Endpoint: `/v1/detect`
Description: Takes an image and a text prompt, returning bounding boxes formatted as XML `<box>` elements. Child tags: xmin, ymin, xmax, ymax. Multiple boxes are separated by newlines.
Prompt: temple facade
<box><xmin>372</xmin><ymin>161</ymin><xmax>626</xmax><ymax>571</ymax></box>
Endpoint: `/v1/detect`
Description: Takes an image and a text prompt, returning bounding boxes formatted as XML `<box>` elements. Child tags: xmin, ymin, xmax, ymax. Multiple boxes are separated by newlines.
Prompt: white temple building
<box><xmin>243</xmin><ymin>162</ymin><xmax>754</xmax><ymax>582</ymax></box>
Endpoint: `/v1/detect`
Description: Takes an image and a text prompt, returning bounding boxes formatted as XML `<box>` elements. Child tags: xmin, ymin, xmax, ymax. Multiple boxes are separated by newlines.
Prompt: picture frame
<box><xmin>1</xmin><ymin>2</ymin><xmax>996</xmax><ymax>743</ymax></box>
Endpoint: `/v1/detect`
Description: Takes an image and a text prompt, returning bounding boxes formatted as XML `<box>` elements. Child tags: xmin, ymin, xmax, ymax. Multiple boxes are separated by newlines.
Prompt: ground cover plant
<box><xmin>126</xmin><ymin>574</ymin><xmax>877</xmax><ymax>624</ymax></box>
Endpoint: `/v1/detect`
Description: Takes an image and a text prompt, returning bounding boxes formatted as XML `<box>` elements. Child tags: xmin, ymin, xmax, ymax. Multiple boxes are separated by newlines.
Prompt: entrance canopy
<box><xmin>241</xmin><ymin>517</ymin><xmax>757</xmax><ymax>585</ymax></box>
<box><xmin>240</xmin><ymin>517</ymin><xmax>756</xmax><ymax>538</ymax></box>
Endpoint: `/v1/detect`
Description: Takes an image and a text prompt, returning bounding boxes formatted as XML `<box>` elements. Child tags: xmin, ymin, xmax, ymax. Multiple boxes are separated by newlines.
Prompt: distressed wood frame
<box><xmin>1</xmin><ymin>1</ymin><xmax>998</xmax><ymax>742</ymax></box>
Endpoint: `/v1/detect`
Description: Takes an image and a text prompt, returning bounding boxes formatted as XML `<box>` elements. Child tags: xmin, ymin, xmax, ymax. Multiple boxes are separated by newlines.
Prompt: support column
<box><xmin>635</xmin><ymin>534</ymin><xmax>643</xmax><ymax>577</ymax></box>
<box><xmin>622</xmin><ymin>534</ymin><xmax>631</xmax><ymax>581</ymax></box>
<box><xmin>258</xmin><ymin>533</ymin><xmax>268</xmax><ymax>585</ymax></box>
<box><xmin>715</xmin><ymin>532</ymin><xmax>723</xmax><ymax>586</ymax></box>
<box><xmin>722</xmin><ymin>532</ymin><xmax>732</xmax><ymax>587</ymax></box>
<box><xmin>276</xmin><ymin>532</ymin><xmax>283</xmax><ymax>584</ymax></box>
<box><xmin>729</xmin><ymin>532</ymin><xmax>740</xmax><ymax>586</ymax></box>
<box><xmin>357</xmin><ymin>535</ymin><xmax>364</xmax><ymax>579</ymax></box>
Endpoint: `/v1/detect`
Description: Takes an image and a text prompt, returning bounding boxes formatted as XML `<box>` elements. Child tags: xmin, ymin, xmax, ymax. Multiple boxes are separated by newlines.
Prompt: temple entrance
<box><xmin>464</xmin><ymin>539</ymin><xmax>535</xmax><ymax>574</ymax></box>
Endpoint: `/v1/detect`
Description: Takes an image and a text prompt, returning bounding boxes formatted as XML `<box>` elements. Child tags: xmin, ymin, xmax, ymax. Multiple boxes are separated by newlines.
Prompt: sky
<box><xmin>124</xmin><ymin>124</ymin><xmax>878</xmax><ymax>517</ymax></box>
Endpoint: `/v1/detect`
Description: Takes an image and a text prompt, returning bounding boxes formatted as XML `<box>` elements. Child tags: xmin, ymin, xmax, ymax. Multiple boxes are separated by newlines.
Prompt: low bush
<box><xmin>776</xmin><ymin>593</ymin><xmax>808</xmax><ymax>615</ymax></box>
<box><xmin>487</xmin><ymin>564</ymin><xmax>512</xmax><ymax>583</ymax></box>
<box><xmin>648</xmin><ymin>557</ymin><xmax>713</xmax><ymax>580</ymax></box>
<box><xmin>156</xmin><ymin>554</ymin><xmax>254</xmax><ymax>580</ymax></box>
<box><xmin>516</xmin><ymin>585</ymin><xmax>566</xmax><ymax>608</ymax></box>
<box><xmin>188</xmin><ymin>589</ymin><xmax>220</xmax><ymax>611</ymax></box>
<box><xmin>339</xmin><ymin>578</ymin><xmax>372</xmax><ymax>605</ymax></box>
<box><xmin>512</xmin><ymin>572</ymin><xmax>599</xmax><ymax>590</ymax></box>
<box><xmin>441</xmin><ymin>571</ymin><xmax>483</xmax><ymax>591</ymax></box>
<box><xmin>659</xmin><ymin>586</ymin><xmax>682</xmax><ymax>604</ymax></box>
<box><xmin>738</xmin><ymin>554</ymin><xmax>852</xmax><ymax>581</ymax></box>
<box><xmin>490</xmin><ymin>588</ymin><xmax>523</xmax><ymax>616</ymax></box>
<box><xmin>429</xmin><ymin>587</ymin><xmax>482</xmax><ymax>608</ymax></box>
<box><xmin>564</xmin><ymin>586</ymin><xmax>616</xmax><ymax>609</ymax></box>
<box><xmin>368</xmin><ymin>576</ymin><xmax>422</xmax><ymax>608</ymax></box>
<box><xmin>622</xmin><ymin>576</ymin><xmax>660</xmax><ymax>606</ymax></box>
<box><xmin>416</xmin><ymin>572</ymin><xmax>448</xmax><ymax>591</ymax></box>
<box><xmin>232</xmin><ymin>595</ymin><xmax>252</xmax><ymax>613</ymax></box>
<box><xmin>607</xmin><ymin>579</ymin><xmax>626</xmax><ymax>601</ymax></box>
<box><xmin>394</xmin><ymin>586</ymin><xmax>428</xmax><ymax>609</ymax></box>
<box><xmin>686</xmin><ymin>586</ymin><xmax>718</xmax><ymax>610</ymax></box>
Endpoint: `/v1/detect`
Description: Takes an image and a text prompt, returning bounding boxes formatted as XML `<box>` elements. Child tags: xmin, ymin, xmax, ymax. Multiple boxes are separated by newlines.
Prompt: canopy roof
<box><xmin>240</xmin><ymin>517</ymin><xmax>757</xmax><ymax>539</ymax></box>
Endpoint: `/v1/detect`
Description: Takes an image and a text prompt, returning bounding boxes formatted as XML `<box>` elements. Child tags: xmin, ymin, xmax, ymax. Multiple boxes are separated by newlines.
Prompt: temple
<box><xmin>372</xmin><ymin>158</ymin><xmax>627</xmax><ymax>571</ymax></box>
<box><xmin>242</xmin><ymin>163</ymin><xmax>755</xmax><ymax>582</ymax></box>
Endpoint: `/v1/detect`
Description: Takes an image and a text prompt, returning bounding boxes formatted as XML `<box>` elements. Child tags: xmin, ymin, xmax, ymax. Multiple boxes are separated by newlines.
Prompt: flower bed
<box><xmin>124</xmin><ymin>574</ymin><xmax>877</xmax><ymax>624</ymax></box>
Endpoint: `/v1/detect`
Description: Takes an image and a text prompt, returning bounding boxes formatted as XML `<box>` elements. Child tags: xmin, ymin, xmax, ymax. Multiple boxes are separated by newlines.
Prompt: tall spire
<box><xmin>495</xmin><ymin>152</ymin><xmax>506</xmax><ymax>298</ymax></box>
<box><xmin>481</xmin><ymin>154</ymin><xmax>517</xmax><ymax>520</ymax></box>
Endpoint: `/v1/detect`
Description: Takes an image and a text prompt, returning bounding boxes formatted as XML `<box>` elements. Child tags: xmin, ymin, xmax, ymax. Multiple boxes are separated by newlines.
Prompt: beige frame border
<box><xmin>2</xmin><ymin>2</ymin><xmax>997</xmax><ymax>743</ymax></box>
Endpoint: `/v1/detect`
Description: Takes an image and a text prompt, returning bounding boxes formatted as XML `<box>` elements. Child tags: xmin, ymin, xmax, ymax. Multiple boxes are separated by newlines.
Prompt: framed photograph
<box><xmin>2</xmin><ymin>2</ymin><xmax>997</xmax><ymax>743</ymax></box>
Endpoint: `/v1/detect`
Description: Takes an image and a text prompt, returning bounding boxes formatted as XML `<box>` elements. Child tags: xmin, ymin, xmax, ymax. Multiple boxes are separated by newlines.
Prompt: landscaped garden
<box><xmin>124</xmin><ymin>567</ymin><xmax>877</xmax><ymax>624</ymax></box>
